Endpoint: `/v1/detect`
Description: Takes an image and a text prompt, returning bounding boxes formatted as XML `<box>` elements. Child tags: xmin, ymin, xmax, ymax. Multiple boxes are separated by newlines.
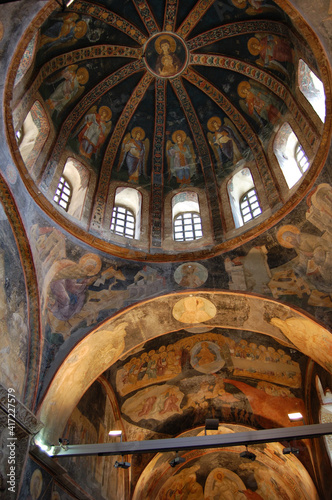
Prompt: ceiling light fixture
<box><xmin>283</xmin><ymin>446</ymin><xmax>299</xmax><ymax>455</ymax></box>
<box><xmin>204</xmin><ymin>418</ymin><xmax>219</xmax><ymax>435</ymax></box>
<box><xmin>109</xmin><ymin>430</ymin><xmax>123</xmax><ymax>440</ymax></box>
<box><xmin>240</xmin><ymin>445</ymin><xmax>256</xmax><ymax>461</ymax></box>
<box><xmin>169</xmin><ymin>451</ymin><xmax>186</xmax><ymax>468</ymax></box>
<box><xmin>114</xmin><ymin>460</ymin><xmax>131</xmax><ymax>469</ymax></box>
<box><xmin>288</xmin><ymin>412</ymin><xmax>305</xmax><ymax>422</ymax></box>
<box><xmin>58</xmin><ymin>438</ymin><xmax>69</xmax><ymax>451</ymax></box>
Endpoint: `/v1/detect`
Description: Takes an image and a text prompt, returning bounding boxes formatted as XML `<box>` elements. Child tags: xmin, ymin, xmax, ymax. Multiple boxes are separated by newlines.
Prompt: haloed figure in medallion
<box><xmin>155</xmin><ymin>35</ymin><xmax>181</xmax><ymax>77</ymax></box>
<box><xmin>118</xmin><ymin>127</ymin><xmax>149</xmax><ymax>183</ymax></box>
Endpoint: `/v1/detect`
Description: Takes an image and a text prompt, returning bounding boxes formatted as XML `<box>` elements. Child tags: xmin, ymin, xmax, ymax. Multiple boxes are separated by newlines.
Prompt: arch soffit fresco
<box><xmin>37</xmin><ymin>290</ymin><xmax>332</xmax><ymax>444</ymax></box>
<box><xmin>0</xmin><ymin>172</ymin><xmax>41</xmax><ymax>409</ymax></box>
<box><xmin>132</xmin><ymin>425</ymin><xmax>319</xmax><ymax>500</ymax></box>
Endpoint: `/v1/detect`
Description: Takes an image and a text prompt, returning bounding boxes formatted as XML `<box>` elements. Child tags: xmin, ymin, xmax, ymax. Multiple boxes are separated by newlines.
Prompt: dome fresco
<box><xmin>7</xmin><ymin>0</ymin><xmax>330</xmax><ymax>260</ymax></box>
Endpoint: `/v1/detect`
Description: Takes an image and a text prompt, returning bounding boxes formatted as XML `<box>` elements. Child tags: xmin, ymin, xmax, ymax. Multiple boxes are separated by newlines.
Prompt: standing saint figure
<box><xmin>207</xmin><ymin>116</ymin><xmax>243</xmax><ymax>169</ymax></box>
<box><xmin>166</xmin><ymin>130</ymin><xmax>196</xmax><ymax>185</ymax></box>
<box><xmin>118</xmin><ymin>127</ymin><xmax>149</xmax><ymax>182</ymax></box>
<box><xmin>238</xmin><ymin>80</ymin><xmax>282</xmax><ymax>126</ymax></box>
<box><xmin>248</xmin><ymin>34</ymin><xmax>294</xmax><ymax>76</ymax></box>
<box><xmin>155</xmin><ymin>35</ymin><xmax>181</xmax><ymax>77</ymax></box>
<box><xmin>77</xmin><ymin>105</ymin><xmax>112</xmax><ymax>159</ymax></box>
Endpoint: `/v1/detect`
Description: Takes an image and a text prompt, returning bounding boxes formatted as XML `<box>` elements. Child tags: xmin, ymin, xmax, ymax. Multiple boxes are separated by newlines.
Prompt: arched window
<box><xmin>18</xmin><ymin>101</ymin><xmax>50</xmax><ymax>173</ymax></box>
<box><xmin>110</xmin><ymin>205</ymin><xmax>135</xmax><ymax>239</ymax></box>
<box><xmin>295</xmin><ymin>143</ymin><xmax>309</xmax><ymax>174</ymax></box>
<box><xmin>110</xmin><ymin>187</ymin><xmax>142</xmax><ymax>240</ymax></box>
<box><xmin>227</xmin><ymin>168</ymin><xmax>261</xmax><ymax>228</ymax></box>
<box><xmin>53</xmin><ymin>176</ymin><xmax>72</xmax><ymax>211</ymax></box>
<box><xmin>298</xmin><ymin>59</ymin><xmax>326</xmax><ymax>122</ymax></box>
<box><xmin>240</xmin><ymin>188</ymin><xmax>262</xmax><ymax>224</ymax></box>
<box><xmin>316</xmin><ymin>376</ymin><xmax>332</xmax><ymax>465</ymax></box>
<box><xmin>273</xmin><ymin>123</ymin><xmax>310</xmax><ymax>189</ymax></box>
<box><xmin>172</xmin><ymin>192</ymin><xmax>203</xmax><ymax>241</ymax></box>
<box><xmin>60</xmin><ymin>158</ymin><xmax>90</xmax><ymax>220</ymax></box>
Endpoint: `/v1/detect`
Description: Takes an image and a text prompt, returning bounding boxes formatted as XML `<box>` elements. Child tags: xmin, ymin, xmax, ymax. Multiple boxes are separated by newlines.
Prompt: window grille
<box><xmin>53</xmin><ymin>176</ymin><xmax>72</xmax><ymax>211</ymax></box>
<box><xmin>110</xmin><ymin>205</ymin><xmax>135</xmax><ymax>239</ymax></box>
<box><xmin>240</xmin><ymin>189</ymin><xmax>262</xmax><ymax>224</ymax></box>
<box><xmin>173</xmin><ymin>212</ymin><xmax>203</xmax><ymax>241</ymax></box>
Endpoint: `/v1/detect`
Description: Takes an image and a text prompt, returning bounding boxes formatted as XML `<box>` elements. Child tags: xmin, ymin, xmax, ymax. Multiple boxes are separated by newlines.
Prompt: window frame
<box><xmin>239</xmin><ymin>188</ymin><xmax>262</xmax><ymax>225</ymax></box>
<box><xmin>173</xmin><ymin>211</ymin><xmax>203</xmax><ymax>242</ymax></box>
<box><xmin>110</xmin><ymin>204</ymin><xmax>136</xmax><ymax>239</ymax></box>
<box><xmin>53</xmin><ymin>175</ymin><xmax>72</xmax><ymax>212</ymax></box>
<box><xmin>295</xmin><ymin>142</ymin><xmax>309</xmax><ymax>174</ymax></box>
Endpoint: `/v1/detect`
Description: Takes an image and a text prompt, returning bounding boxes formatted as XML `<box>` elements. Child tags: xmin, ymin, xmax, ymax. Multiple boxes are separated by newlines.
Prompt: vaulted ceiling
<box><xmin>1</xmin><ymin>0</ymin><xmax>332</xmax><ymax>499</ymax></box>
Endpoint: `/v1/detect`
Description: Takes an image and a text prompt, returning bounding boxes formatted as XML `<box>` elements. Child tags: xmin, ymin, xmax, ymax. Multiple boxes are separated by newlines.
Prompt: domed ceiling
<box><xmin>7</xmin><ymin>0</ymin><xmax>330</xmax><ymax>260</ymax></box>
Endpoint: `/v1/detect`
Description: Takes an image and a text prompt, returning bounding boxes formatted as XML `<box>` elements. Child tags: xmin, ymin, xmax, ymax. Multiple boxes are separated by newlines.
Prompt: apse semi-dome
<box><xmin>5</xmin><ymin>0</ymin><xmax>331</xmax><ymax>261</ymax></box>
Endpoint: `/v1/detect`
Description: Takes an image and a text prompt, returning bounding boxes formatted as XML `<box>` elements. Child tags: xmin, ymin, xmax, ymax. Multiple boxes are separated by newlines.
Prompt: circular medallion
<box><xmin>190</xmin><ymin>341</ymin><xmax>225</xmax><ymax>374</ymax></box>
<box><xmin>172</xmin><ymin>296</ymin><xmax>216</xmax><ymax>324</ymax></box>
<box><xmin>144</xmin><ymin>33</ymin><xmax>188</xmax><ymax>78</ymax></box>
<box><xmin>174</xmin><ymin>262</ymin><xmax>208</xmax><ymax>288</ymax></box>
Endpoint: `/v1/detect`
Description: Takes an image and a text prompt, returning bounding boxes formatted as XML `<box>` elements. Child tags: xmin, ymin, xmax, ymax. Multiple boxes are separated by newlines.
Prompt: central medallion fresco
<box><xmin>144</xmin><ymin>33</ymin><xmax>188</xmax><ymax>78</ymax></box>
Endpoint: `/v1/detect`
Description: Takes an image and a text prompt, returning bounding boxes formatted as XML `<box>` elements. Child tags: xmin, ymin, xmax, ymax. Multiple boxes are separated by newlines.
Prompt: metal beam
<box><xmin>44</xmin><ymin>423</ymin><xmax>332</xmax><ymax>458</ymax></box>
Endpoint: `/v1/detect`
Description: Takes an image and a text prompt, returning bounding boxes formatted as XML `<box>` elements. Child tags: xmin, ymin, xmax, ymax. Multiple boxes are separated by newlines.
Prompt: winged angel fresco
<box><xmin>166</xmin><ymin>130</ymin><xmax>196</xmax><ymax>185</ymax></box>
<box><xmin>118</xmin><ymin>127</ymin><xmax>149</xmax><ymax>183</ymax></box>
<box><xmin>45</xmin><ymin>65</ymin><xmax>89</xmax><ymax>117</ymax></box>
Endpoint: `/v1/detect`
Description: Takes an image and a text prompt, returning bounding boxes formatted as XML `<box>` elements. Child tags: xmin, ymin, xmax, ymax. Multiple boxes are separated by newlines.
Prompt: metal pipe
<box><xmin>44</xmin><ymin>423</ymin><xmax>332</xmax><ymax>458</ymax></box>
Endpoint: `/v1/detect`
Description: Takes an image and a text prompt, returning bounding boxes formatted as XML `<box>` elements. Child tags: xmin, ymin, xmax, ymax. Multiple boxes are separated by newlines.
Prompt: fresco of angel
<box><xmin>207</xmin><ymin>116</ymin><xmax>243</xmax><ymax>169</ymax></box>
<box><xmin>39</xmin><ymin>12</ymin><xmax>87</xmax><ymax>52</ymax></box>
<box><xmin>118</xmin><ymin>127</ymin><xmax>149</xmax><ymax>183</ymax></box>
<box><xmin>237</xmin><ymin>80</ymin><xmax>282</xmax><ymax>126</ymax></box>
<box><xmin>166</xmin><ymin>130</ymin><xmax>196</xmax><ymax>185</ymax></box>
<box><xmin>45</xmin><ymin>65</ymin><xmax>89</xmax><ymax>116</ymax></box>
<box><xmin>76</xmin><ymin>105</ymin><xmax>112</xmax><ymax>159</ymax></box>
<box><xmin>247</xmin><ymin>34</ymin><xmax>294</xmax><ymax>77</ymax></box>
<box><xmin>231</xmin><ymin>0</ymin><xmax>276</xmax><ymax>16</ymax></box>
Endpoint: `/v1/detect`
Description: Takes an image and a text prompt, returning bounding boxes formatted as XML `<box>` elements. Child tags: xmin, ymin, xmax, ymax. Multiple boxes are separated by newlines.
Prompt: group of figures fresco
<box><xmin>117</xmin><ymin>331</ymin><xmax>303</xmax><ymax>429</ymax></box>
<box><xmin>30</xmin><ymin>223</ymin><xmax>169</xmax><ymax>340</ymax></box>
<box><xmin>150</xmin><ymin>446</ymin><xmax>318</xmax><ymax>500</ymax></box>
<box><xmin>225</xmin><ymin>183</ymin><xmax>332</xmax><ymax>312</ymax></box>
<box><xmin>30</xmin><ymin>183</ymin><xmax>332</xmax><ymax>348</ymax></box>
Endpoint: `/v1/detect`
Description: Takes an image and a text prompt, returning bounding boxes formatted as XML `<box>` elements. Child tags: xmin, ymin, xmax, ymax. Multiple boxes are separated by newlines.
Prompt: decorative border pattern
<box><xmin>190</xmin><ymin>53</ymin><xmax>319</xmax><ymax>149</ymax></box>
<box><xmin>151</xmin><ymin>79</ymin><xmax>166</xmax><ymax>246</ymax></box>
<box><xmin>133</xmin><ymin>0</ymin><xmax>160</xmax><ymax>35</ymax></box>
<box><xmin>43</xmin><ymin>59</ymin><xmax>145</xmax><ymax>182</ymax></box>
<box><xmin>71</xmin><ymin>2</ymin><xmax>147</xmax><ymax>44</ymax></box>
<box><xmin>91</xmin><ymin>72</ymin><xmax>154</xmax><ymax>229</ymax></box>
<box><xmin>183</xmin><ymin>68</ymin><xmax>279</xmax><ymax>207</ymax></box>
<box><xmin>13</xmin><ymin>45</ymin><xmax>142</xmax><ymax>130</ymax></box>
<box><xmin>171</xmin><ymin>76</ymin><xmax>224</xmax><ymax>239</ymax></box>
<box><xmin>177</xmin><ymin>0</ymin><xmax>215</xmax><ymax>40</ymax></box>
<box><xmin>187</xmin><ymin>20</ymin><xmax>290</xmax><ymax>50</ymax></box>
<box><xmin>163</xmin><ymin>0</ymin><xmax>178</xmax><ymax>32</ymax></box>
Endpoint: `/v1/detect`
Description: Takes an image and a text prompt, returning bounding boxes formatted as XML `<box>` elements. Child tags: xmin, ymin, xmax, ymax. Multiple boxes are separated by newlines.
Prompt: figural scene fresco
<box><xmin>1</xmin><ymin>0</ymin><xmax>332</xmax><ymax>499</ymax></box>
